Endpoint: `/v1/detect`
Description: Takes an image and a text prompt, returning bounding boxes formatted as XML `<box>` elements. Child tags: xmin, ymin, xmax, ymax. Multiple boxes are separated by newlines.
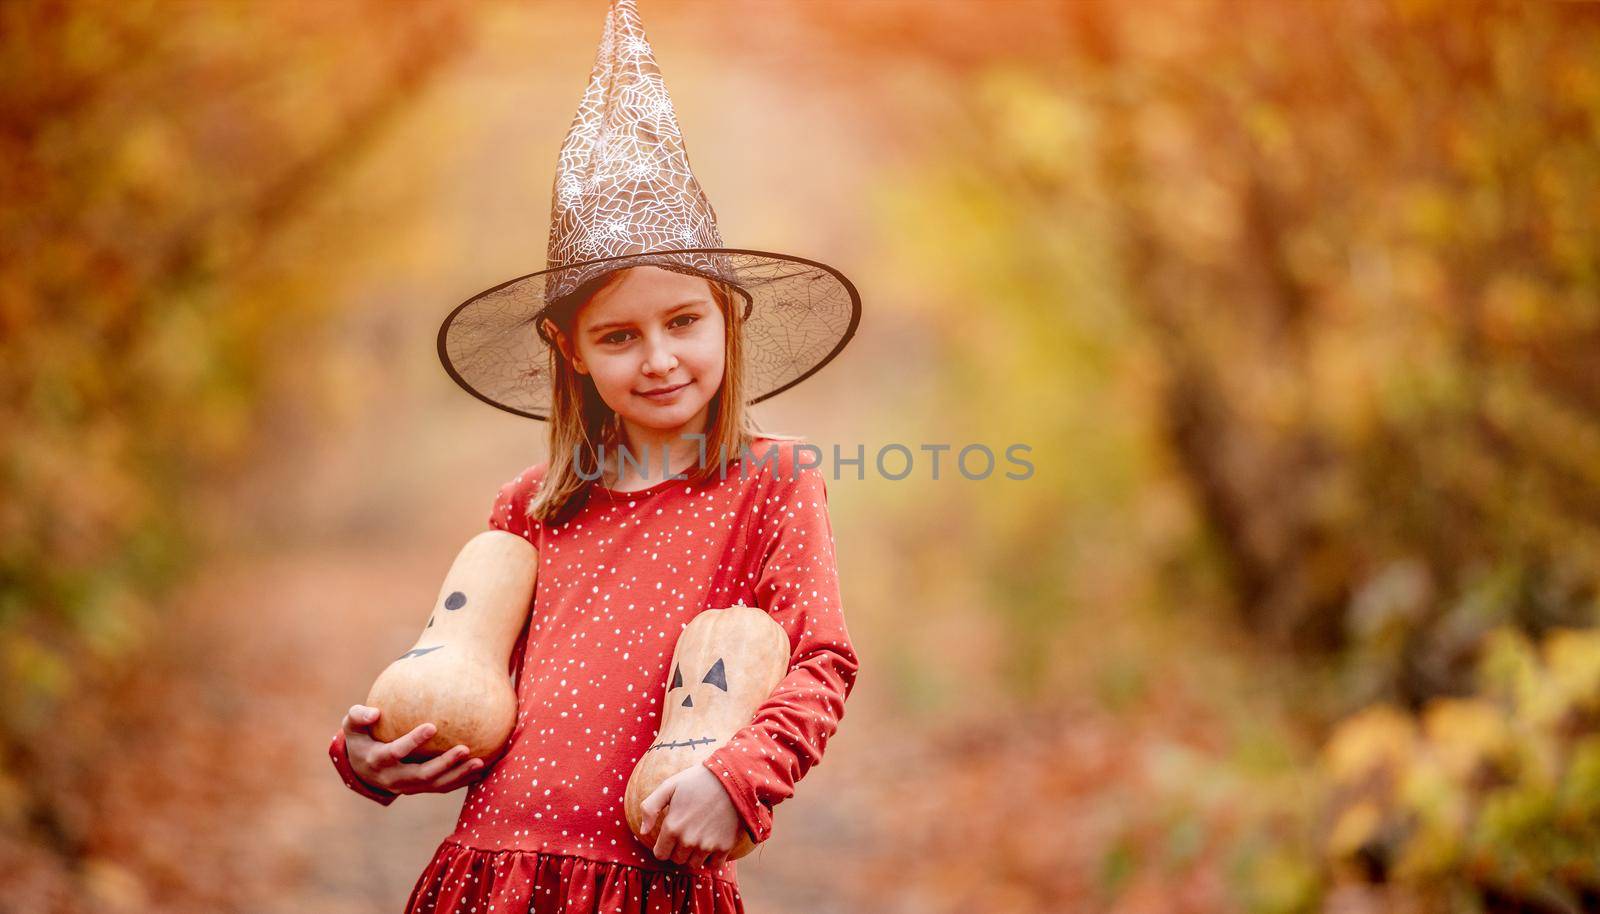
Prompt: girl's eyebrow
<box><xmin>586</xmin><ymin>299</ymin><xmax>708</xmax><ymax>334</ymax></box>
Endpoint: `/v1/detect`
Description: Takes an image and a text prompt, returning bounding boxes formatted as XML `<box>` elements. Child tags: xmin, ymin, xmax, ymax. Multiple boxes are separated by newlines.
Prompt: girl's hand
<box><xmin>341</xmin><ymin>704</ymin><xmax>490</xmax><ymax>795</ymax></box>
<box><xmin>639</xmin><ymin>765</ymin><xmax>741</xmax><ymax>869</ymax></box>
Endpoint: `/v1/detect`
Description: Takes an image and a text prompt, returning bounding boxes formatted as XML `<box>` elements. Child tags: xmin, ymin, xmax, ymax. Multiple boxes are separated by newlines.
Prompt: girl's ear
<box><xmin>543</xmin><ymin>318</ymin><xmax>589</xmax><ymax>375</ymax></box>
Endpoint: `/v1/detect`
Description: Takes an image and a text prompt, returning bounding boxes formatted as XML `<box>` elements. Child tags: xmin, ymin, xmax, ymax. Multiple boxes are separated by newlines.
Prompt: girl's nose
<box><xmin>643</xmin><ymin>336</ymin><xmax>677</xmax><ymax>375</ymax></box>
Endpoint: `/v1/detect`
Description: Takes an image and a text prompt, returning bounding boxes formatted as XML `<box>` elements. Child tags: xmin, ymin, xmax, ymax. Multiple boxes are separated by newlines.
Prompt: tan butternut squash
<box><xmin>365</xmin><ymin>530</ymin><xmax>538</xmax><ymax>760</ymax></box>
<box><xmin>625</xmin><ymin>604</ymin><xmax>791</xmax><ymax>861</ymax></box>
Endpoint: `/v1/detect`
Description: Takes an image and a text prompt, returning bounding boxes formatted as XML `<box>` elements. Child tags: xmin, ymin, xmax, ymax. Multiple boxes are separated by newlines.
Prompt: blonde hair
<box><xmin>528</xmin><ymin>267</ymin><xmax>800</xmax><ymax>525</ymax></box>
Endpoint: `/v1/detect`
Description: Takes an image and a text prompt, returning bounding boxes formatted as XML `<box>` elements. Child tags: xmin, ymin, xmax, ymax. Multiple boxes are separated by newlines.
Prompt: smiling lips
<box><xmin>637</xmin><ymin>381</ymin><xmax>689</xmax><ymax>399</ymax></box>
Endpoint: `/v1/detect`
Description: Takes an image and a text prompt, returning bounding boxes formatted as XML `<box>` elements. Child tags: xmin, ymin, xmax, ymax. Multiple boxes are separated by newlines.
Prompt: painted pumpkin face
<box><xmin>671</xmin><ymin>657</ymin><xmax>728</xmax><ymax>705</ymax></box>
<box><xmin>399</xmin><ymin>590</ymin><xmax>469</xmax><ymax>659</ymax></box>
<box><xmin>648</xmin><ymin>658</ymin><xmax>729</xmax><ymax>751</ymax></box>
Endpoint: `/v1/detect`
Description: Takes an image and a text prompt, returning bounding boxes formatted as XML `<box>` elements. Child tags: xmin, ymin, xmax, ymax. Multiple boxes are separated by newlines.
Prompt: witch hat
<box><xmin>437</xmin><ymin>0</ymin><xmax>861</xmax><ymax>421</ymax></box>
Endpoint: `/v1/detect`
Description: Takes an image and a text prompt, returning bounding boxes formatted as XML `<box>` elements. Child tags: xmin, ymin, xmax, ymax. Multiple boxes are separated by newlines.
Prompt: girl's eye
<box><xmin>599</xmin><ymin>315</ymin><xmax>696</xmax><ymax>345</ymax></box>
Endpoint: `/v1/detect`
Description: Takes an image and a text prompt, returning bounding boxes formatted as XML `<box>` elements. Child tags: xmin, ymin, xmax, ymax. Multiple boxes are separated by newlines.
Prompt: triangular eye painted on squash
<box><xmin>701</xmin><ymin>658</ymin><xmax>727</xmax><ymax>691</ymax></box>
<box><xmin>671</xmin><ymin>664</ymin><xmax>683</xmax><ymax>689</ymax></box>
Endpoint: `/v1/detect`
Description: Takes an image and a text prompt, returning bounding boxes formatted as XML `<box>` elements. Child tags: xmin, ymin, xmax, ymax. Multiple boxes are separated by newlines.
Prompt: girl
<box><xmin>330</xmin><ymin>1</ymin><xmax>863</xmax><ymax>908</ymax></box>
<box><xmin>331</xmin><ymin>261</ymin><xmax>860</xmax><ymax>912</ymax></box>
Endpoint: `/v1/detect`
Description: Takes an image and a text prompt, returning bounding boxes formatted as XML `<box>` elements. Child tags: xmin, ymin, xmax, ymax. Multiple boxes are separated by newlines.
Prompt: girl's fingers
<box><xmin>342</xmin><ymin>704</ymin><xmax>377</xmax><ymax>737</ymax></box>
<box><xmin>652</xmin><ymin>828</ymin><xmax>676</xmax><ymax>862</ymax></box>
<box><xmin>413</xmin><ymin>745</ymin><xmax>473</xmax><ymax>782</ymax></box>
<box><xmin>430</xmin><ymin>755</ymin><xmax>489</xmax><ymax>792</ymax></box>
<box><xmin>386</xmin><ymin>722</ymin><xmax>437</xmax><ymax>764</ymax></box>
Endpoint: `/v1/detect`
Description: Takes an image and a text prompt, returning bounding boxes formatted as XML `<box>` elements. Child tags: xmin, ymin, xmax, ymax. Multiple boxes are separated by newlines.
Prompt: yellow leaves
<box><xmin>1242</xmin><ymin>103</ymin><xmax>1293</xmax><ymax>160</ymax></box>
<box><xmin>1422</xmin><ymin>698</ymin><xmax>1512</xmax><ymax>783</ymax></box>
<box><xmin>1557</xmin><ymin>735</ymin><xmax>1600</xmax><ymax>822</ymax></box>
<box><xmin>1322</xmin><ymin>704</ymin><xmax>1416</xmax><ymax>784</ymax></box>
<box><xmin>1326</xmin><ymin>800</ymin><xmax>1381</xmax><ymax>860</ymax></box>
<box><xmin>1469</xmin><ymin>623</ymin><xmax>1592</xmax><ymax>746</ymax></box>
<box><xmin>1478</xmin><ymin>627</ymin><xmax>1544</xmax><ymax>717</ymax></box>
<box><xmin>1480</xmin><ymin>273</ymin><xmax>1552</xmax><ymax>346</ymax></box>
<box><xmin>1444</xmin><ymin>116</ymin><xmax>1497</xmax><ymax>183</ymax></box>
<box><xmin>973</xmin><ymin>67</ymin><xmax>1090</xmax><ymax>188</ymax></box>
<box><xmin>3</xmin><ymin>633</ymin><xmax>74</xmax><ymax>712</ymax></box>
<box><xmin>1542</xmin><ymin>627</ymin><xmax>1600</xmax><ymax>716</ymax></box>
<box><xmin>1399</xmin><ymin>182</ymin><xmax>1459</xmax><ymax>246</ymax></box>
<box><xmin>1394</xmin><ymin>752</ymin><xmax>1471</xmax><ymax>879</ymax></box>
<box><xmin>1242</xmin><ymin>847</ymin><xmax>1322</xmax><ymax>914</ymax></box>
<box><xmin>116</xmin><ymin>119</ymin><xmax>187</xmax><ymax>211</ymax></box>
<box><xmin>1317</xmin><ymin>625</ymin><xmax>1600</xmax><ymax>899</ymax></box>
<box><xmin>60</xmin><ymin>7</ymin><xmax>119</xmax><ymax>73</ymax></box>
<box><xmin>76</xmin><ymin>586</ymin><xmax>154</xmax><ymax>662</ymax></box>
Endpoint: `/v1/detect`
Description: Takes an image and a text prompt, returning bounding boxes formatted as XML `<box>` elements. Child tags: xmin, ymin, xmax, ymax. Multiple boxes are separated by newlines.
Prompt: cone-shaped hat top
<box><xmin>546</xmin><ymin>0</ymin><xmax>729</xmax><ymax>302</ymax></box>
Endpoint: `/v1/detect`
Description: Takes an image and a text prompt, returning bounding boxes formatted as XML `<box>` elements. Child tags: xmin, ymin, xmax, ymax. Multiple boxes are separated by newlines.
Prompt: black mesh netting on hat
<box><xmin>437</xmin><ymin>249</ymin><xmax>860</xmax><ymax>421</ymax></box>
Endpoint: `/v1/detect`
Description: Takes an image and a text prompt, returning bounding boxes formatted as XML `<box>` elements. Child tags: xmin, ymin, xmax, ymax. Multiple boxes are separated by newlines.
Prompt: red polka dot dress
<box><xmin>328</xmin><ymin>437</ymin><xmax>861</xmax><ymax>913</ymax></box>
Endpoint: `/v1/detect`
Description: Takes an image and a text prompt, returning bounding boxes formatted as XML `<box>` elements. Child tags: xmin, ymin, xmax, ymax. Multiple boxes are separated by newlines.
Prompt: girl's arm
<box><xmin>701</xmin><ymin>461</ymin><xmax>861</xmax><ymax>846</ymax></box>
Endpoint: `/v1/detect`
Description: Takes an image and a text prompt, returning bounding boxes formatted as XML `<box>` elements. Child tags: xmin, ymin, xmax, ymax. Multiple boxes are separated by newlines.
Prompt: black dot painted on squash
<box><xmin>444</xmin><ymin>591</ymin><xmax>467</xmax><ymax>610</ymax></box>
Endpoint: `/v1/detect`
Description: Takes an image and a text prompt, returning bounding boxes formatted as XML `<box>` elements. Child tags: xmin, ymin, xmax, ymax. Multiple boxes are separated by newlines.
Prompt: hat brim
<box><xmin>437</xmin><ymin>247</ymin><xmax>862</xmax><ymax>421</ymax></box>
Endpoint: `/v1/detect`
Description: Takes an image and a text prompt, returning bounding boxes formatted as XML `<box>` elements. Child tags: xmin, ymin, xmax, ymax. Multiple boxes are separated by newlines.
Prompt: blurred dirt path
<box><xmin>174</xmin><ymin>541</ymin><xmax>465</xmax><ymax>913</ymax></box>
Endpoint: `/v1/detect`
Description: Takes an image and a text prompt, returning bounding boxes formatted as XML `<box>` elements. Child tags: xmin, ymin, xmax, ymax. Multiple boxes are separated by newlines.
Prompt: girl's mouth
<box><xmin>637</xmin><ymin>381</ymin><xmax>689</xmax><ymax>401</ymax></box>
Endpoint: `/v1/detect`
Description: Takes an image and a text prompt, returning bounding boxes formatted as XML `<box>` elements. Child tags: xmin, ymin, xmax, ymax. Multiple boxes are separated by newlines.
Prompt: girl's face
<box><xmin>554</xmin><ymin>265</ymin><xmax>727</xmax><ymax>435</ymax></box>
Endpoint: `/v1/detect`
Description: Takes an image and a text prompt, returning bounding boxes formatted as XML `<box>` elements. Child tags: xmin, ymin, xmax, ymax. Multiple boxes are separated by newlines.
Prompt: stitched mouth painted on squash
<box><xmin>646</xmin><ymin>736</ymin><xmax>716</xmax><ymax>752</ymax></box>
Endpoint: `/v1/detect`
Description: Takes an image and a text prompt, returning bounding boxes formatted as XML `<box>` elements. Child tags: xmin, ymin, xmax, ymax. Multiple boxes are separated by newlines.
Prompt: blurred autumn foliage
<box><xmin>828</xmin><ymin>0</ymin><xmax>1600</xmax><ymax>699</ymax></box>
<box><xmin>1320</xmin><ymin>628</ymin><xmax>1600</xmax><ymax>908</ymax></box>
<box><xmin>0</xmin><ymin>1</ymin><xmax>476</xmax><ymax>909</ymax></box>
<box><xmin>785</xmin><ymin>0</ymin><xmax>1600</xmax><ymax>911</ymax></box>
<box><xmin>4</xmin><ymin>0</ymin><xmax>1600</xmax><ymax>911</ymax></box>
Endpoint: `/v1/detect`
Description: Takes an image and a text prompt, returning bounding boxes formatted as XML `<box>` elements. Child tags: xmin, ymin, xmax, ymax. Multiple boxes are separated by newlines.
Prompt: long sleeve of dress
<box><xmin>328</xmin><ymin>468</ymin><xmax>543</xmax><ymax>805</ymax></box>
<box><xmin>701</xmin><ymin>462</ymin><xmax>861</xmax><ymax>846</ymax></box>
